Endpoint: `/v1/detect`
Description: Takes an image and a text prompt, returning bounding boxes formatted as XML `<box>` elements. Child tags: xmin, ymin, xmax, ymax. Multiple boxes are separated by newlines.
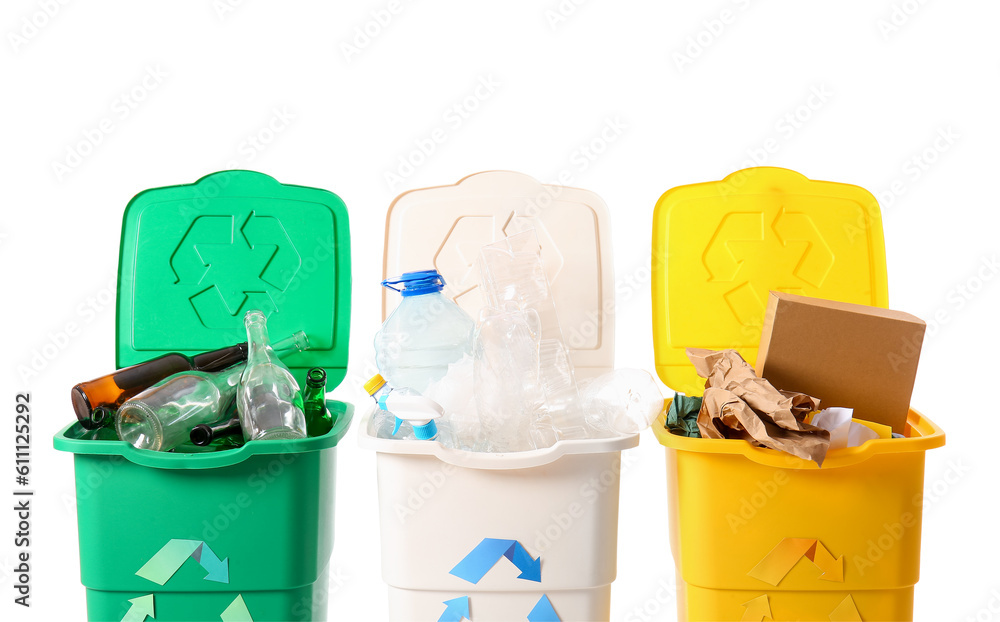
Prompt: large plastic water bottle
<box><xmin>375</xmin><ymin>270</ymin><xmax>476</xmax><ymax>393</ymax></box>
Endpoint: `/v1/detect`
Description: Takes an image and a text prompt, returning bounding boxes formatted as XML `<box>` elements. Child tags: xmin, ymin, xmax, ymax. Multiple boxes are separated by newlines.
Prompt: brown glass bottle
<box><xmin>71</xmin><ymin>331</ymin><xmax>309</xmax><ymax>429</ymax></box>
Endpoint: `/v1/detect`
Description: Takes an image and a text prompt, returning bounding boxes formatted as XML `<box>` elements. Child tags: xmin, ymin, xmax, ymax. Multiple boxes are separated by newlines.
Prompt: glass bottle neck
<box><xmin>305</xmin><ymin>368</ymin><xmax>327</xmax><ymax>390</ymax></box>
<box><xmin>245</xmin><ymin>312</ymin><xmax>271</xmax><ymax>348</ymax></box>
<box><xmin>244</xmin><ymin>311</ymin><xmax>274</xmax><ymax>364</ymax></box>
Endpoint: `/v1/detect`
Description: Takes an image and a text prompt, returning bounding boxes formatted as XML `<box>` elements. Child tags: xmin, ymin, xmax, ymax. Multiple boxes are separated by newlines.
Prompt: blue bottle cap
<box><xmin>381</xmin><ymin>270</ymin><xmax>446</xmax><ymax>297</ymax></box>
<box><xmin>412</xmin><ymin>420</ymin><xmax>439</xmax><ymax>441</ymax></box>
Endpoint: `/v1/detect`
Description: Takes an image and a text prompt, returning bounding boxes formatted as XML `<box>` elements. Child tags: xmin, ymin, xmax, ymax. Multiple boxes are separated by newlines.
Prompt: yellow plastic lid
<box><xmin>364</xmin><ymin>374</ymin><xmax>387</xmax><ymax>396</ymax></box>
<box><xmin>652</xmin><ymin>167</ymin><xmax>888</xmax><ymax>395</ymax></box>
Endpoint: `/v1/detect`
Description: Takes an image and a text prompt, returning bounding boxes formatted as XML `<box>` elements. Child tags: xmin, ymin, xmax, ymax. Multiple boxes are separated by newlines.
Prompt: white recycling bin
<box><xmin>359</xmin><ymin>171</ymin><xmax>638</xmax><ymax>622</ymax></box>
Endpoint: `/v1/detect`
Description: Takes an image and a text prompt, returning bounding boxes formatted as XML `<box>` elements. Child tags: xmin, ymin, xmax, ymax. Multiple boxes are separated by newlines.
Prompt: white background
<box><xmin>2</xmin><ymin>1</ymin><xmax>998</xmax><ymax>621</ymax></box>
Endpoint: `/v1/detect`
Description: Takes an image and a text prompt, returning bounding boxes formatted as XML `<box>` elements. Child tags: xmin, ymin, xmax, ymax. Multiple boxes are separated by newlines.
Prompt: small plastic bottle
<box><xmin>365</xmin><ymin>375</ymin><xmax>396</xmax><ymax>438</ymax></box>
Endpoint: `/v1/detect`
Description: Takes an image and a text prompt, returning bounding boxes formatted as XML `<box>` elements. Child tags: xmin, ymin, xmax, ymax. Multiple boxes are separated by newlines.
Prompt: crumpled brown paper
<box><xmin>687</xmin><ymin>348</ymin><xmax>831</xmax><ymax>466</ymax></box>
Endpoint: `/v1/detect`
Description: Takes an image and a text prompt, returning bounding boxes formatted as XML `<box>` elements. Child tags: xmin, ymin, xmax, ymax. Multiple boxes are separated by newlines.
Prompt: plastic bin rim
<box><xmin>652</xmin><ymin>403</ymin><xmax>943</xmax><ymax>470</ymax></box>
<box><xmin>356</xmin><ymin>409</ymin><xmax>638</xmax><ymax>470</ymax></box>
<box><xmin>52</xmin><ymin>400</ymin><xmax>353</xmax><ymax>470</ymax></box>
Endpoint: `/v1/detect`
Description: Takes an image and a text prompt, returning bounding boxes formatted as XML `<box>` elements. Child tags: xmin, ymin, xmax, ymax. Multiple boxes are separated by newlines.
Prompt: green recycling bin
<box><xmin>54</xmin><ymin>170</ymin><xmax>353</xmax><ymax>622</ymax></box>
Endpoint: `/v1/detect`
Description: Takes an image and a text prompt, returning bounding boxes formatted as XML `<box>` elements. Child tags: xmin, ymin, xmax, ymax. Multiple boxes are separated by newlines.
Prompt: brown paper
<box><xmin>688</xmin><ymin>348</ymin><xmax>831</xmax><ymax>466</ymax></box>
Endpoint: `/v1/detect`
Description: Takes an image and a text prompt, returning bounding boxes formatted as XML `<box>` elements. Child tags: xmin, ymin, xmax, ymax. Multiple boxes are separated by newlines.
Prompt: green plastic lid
<box><xmin>116</xmin><ymin>170</ymin><xmax>352</xmax><ymax>389</ymax></box>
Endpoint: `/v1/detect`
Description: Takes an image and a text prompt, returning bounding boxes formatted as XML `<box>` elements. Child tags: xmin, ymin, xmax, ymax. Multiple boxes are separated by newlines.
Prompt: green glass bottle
<box><xmin>303</xmin><ymin>367</ymin><xmax>330</xmax><ymax>437</ymax></box>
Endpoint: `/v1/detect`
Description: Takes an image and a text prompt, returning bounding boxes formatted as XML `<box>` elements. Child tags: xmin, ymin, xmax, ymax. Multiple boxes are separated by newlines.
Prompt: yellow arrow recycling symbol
<box><xmin>743</xmin><ymin>539</ymin><xmax>863</xmax><ymax>621</ymax></box>
<box><xmin>741</xmin><ymin>595</ymin><xmax>771</xmax><ymax>621</ymax></box>
<box><xmin>829</xmin><ymin>595</ymin><xmax>862</xmax><ymax>621</ymax></box>
<box><xmin>748</xmin><ymin>538</ymin><xmax>844</xmax><ymax>586</ymax></box>
<box><xmin>740</xmin><ymin>593</ymin><xmax>862</xmax><ymax>621</ymax></box>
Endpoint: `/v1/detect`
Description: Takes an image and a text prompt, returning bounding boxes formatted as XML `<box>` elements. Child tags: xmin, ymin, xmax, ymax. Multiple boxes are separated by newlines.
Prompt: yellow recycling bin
<box><xmin>650</xmin><ymin>167</ymin><xmax>945</xmax><ymax>621</ymax></box>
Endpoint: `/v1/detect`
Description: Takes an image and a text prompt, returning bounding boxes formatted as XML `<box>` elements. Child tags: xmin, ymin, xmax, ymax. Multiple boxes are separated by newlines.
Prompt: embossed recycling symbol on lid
<box><xmin>434</xmin><ymin>211</ymin><xmax>563</xmax><ymax>308</ymax></box>
<box><xmin>651</xmin><ymin>167</ymin><xmax>889</xmax><ymax>395</ymax></box>
<box><xmin>169</xmin><ymin>211</ymin><xmax>302</xmax><ymax>327</ymax></box>
<box><xmin>703</xmin><ymin>207</ymin><xmax>835</xmax><ymax>326</ymax></box>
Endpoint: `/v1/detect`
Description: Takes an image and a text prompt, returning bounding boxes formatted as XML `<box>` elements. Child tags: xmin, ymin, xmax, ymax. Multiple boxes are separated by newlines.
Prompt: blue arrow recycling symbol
<box><xmin>449</xmin><ymin>538</ymin><xmax>542</xmax><ymax>584</ymax></box>
<box><xmin>437</xmin><ymin>596</ymin><xmax>471</xmax><ymax>622</ymax></box>
<box><xmin>527</xmin><ymin>595</ymin><xmax>561</xmax><ymax>621</ymax></box>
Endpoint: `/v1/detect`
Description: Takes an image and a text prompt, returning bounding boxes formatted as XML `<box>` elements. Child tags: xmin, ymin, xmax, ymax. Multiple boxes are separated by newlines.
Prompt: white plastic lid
<box><xmin>382</xmin><ymin>171</ymin><xmax>616</xmax><ymax>377</ymax></box>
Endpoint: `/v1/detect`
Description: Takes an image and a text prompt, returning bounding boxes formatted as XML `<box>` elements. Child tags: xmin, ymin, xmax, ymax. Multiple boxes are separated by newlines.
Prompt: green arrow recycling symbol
<box><xmin>128</xmin><ymin>539</ymin><xmax>254</xmax><ymax>621</ymax></box>
<box><xmin>136</xmin><ymin>539</ymin><xmax>229</xmax><ymax>585</ymax></box>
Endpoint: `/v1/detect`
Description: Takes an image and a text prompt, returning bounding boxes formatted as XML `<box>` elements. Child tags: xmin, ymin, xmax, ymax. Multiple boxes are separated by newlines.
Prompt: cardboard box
<box><xmin>756</xmin><ymin>291</ymin><xmax>925</xmax><ymax>434</ymax></box>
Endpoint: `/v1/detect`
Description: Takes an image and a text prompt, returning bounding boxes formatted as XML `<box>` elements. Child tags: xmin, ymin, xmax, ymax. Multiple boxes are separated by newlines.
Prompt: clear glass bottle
<box><xmin>115</xmin><ymin>365</ymin><xmax>243</xmax><ymax>451</ymax></box>
<box><xmin>237</xmin><ymin>310</ymin><xmax>307</xmax><ymax>441</ymax></box>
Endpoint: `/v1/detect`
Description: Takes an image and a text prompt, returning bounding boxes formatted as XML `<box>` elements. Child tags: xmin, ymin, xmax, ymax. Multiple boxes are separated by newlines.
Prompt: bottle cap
<box><xmin>381</xmin><ymin>270</ymin><xmax>446</xmax><ymax>297</ymax></box>
<box><xmin>364</xmin><ymin>374</ymin><xmax>387</xmax><ymax>396</ymax></box>
<box><xmin>412</xmin><ymin>420</ymin><xmax>439</xmax><ymax>441</ymax></box>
